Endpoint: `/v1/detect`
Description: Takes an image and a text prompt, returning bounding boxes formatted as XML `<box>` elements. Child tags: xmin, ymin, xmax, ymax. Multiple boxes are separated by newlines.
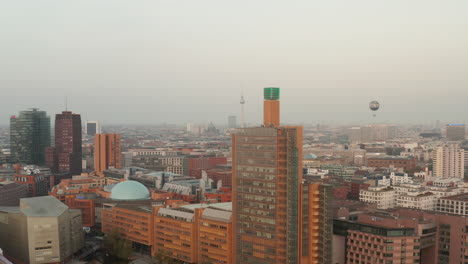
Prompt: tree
<box><xmin>152</xmin><ymin>250</ymin><xmax>184</xmax><ymax>264</ymax></box>
<box><xmin>103</xmin><ymin>229</ymin><xmax>133</xmax><ymax>262</ymax></box>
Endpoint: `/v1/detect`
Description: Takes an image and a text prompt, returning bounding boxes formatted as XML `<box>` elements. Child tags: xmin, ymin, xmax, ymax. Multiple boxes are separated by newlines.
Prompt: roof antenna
<box><xmin>65</xmin><ymin>96</ymin><xmax>68</xmax><ymax>111</ymax></box>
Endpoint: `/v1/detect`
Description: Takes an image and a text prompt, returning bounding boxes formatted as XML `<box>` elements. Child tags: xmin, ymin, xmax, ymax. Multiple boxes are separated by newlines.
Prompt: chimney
<box><xmin>263</xmin><ymin>87</ymin><xmax>280</xmax><ymax>127</ymax></box>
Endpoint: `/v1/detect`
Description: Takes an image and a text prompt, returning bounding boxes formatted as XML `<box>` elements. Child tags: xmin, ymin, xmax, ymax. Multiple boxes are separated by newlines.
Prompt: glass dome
<box><xmin>110</xmin><ymin>180</ymin><xmax>150</xmax><ymax>200</ymax></box>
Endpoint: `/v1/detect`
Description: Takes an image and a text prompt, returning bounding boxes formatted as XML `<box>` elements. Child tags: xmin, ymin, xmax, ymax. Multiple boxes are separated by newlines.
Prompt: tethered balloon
<box><xmin>369</xmin><ymin>101</ymin><xmax>380</xmax><ymax>117</ymax></box>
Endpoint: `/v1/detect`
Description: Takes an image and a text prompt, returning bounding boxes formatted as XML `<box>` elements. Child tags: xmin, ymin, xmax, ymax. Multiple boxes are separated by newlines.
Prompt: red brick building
<box><xmin>367</xmin><ymin>157</ymin><xmax>417</xmax><ymax>171</ymax></box>
<box><xmin>14</xmin><ymin>173</ymin><xmax>48</xmax><ymax>197</ymax></box>
<box><xmin>186</xmin><ymin>156</ymin><xmax>227</xmax><ymax>178</ymax></box>
<box><xmin>46</xmin><ymin>111</ymin><xmax>82</xmax><ymax>174</ymax></box>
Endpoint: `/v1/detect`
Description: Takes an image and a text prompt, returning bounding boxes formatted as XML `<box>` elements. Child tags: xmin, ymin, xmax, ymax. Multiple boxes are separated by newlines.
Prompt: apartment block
<box><xmin>433</xmin><ymin>144</ymin><xmax>464</xmax><ymax>178</ymax></box>
<box><xmin>360</xmin><ymin>186</ymin><xmax>396</xmax><ymax>209</ymax></box>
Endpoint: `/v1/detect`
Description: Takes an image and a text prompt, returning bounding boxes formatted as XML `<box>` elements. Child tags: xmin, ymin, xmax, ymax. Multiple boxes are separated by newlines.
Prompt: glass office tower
<box><xmin>10</xmin><ymin>109</ymin><xmax>51</xmax><ymax>165</ymax></box>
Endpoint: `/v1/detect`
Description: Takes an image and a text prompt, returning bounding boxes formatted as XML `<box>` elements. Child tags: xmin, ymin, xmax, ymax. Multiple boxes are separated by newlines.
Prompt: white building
<box><xmin>433</xmin><ymin>144</ymin><xmax>464</xmax><ymax>178</ymax></box>
<box><xmin>436</xmin><ymin>194</ymin><xmax>468</xmax><ymax>216</ymax></box>
<box><xmin>360</xmin><ymin>186</ymin><xmax>396</xmax><ymax>209</ymax></box>
<box><xmin>377</xmin><ymin>173</ymin><xmax>413</xmax><ymax>187</ymax></box>
<box><xmin>397</xmin><ymin>191</ymin><xmax>437</xmax><ymax>210</ymax></box>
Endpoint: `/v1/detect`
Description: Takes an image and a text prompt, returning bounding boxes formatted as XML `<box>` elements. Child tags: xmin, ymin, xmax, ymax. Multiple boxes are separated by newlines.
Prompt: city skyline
<box><xmin>2</xmin><ymin>0</ymin><xmax>468</xmax><ymax>125</ymax></box>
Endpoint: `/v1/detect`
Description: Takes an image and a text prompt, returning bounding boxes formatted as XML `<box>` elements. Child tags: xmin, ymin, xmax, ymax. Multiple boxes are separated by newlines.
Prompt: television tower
<box><xmin>240</xmin><ymin>92</ymin><xmax>245</xmax><ymax>128</ymax></box>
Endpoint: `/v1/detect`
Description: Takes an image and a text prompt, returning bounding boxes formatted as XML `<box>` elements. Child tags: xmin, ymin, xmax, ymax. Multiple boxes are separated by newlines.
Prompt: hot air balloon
<box><xmin>369</xmin><ymin>101</ymin><xmax>380</xmax><ymax>117</ymax></box>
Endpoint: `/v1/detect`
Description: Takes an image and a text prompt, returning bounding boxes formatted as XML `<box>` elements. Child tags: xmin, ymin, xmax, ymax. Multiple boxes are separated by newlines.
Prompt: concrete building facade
<box><xmin>0</xmin><ymin>196</ymin><xmax>84</xmax><ymax>264</ymax></box>
<box><xmin>0</xmin><ymin>181</ymin><xmax>27</xmax><ymax>206</ymax></box>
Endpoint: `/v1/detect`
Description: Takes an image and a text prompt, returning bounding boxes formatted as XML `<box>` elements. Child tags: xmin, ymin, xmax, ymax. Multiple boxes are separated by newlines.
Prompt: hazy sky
<box><xmin>1</xmin><ymin>0</ymin><xmax>468</xmax><ymax>126</ymax></box>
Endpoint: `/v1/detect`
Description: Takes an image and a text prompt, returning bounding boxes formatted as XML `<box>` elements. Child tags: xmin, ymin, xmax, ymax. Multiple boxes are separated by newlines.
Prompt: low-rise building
<box><xmin>397</xmin><ymin>191</ymin><xmax>437</xmax><ymax>210</ymax></box>
<box><xmin>436</xmin><ymin>193</ymin><xmax>468</xmax><ymax>216</ymax></box>
<box><xmin>367</xmin><ymin>156</ymin><xmax>417</xmax><ymax>171</ymax></box>
<box><xmin>360</xmin><ymin>186</ymin><xmax>396</xmax><ymax>209</ymax></box>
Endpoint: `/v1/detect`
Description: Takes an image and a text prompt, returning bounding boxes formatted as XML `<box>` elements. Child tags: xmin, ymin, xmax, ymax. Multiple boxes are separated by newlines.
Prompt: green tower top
<box><xmin>264</xmin><ymin>87</ymin><xmax>280</xmax><ymax>100</ymax></box>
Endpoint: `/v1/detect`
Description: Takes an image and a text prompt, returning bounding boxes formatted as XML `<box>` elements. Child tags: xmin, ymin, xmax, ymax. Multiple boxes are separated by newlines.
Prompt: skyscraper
<box><xmin>10</xmin><ymin>108</ymin><xmax>51</xmax><ymax>165</ymax></box>
<box><xmin>228</xmin><ymin>115</ymin><xmax>237</xmax><ymax>129</ymax></box>
<box><xmin>232</xmin><ymin>87</ymin><xmax>304</xmax><ymax>264</ymax></box>
<box><xmin>94</xmin><ymin>134</ymin><xmax>121</xmax><ymax>173</ymax></box>
<box><xmin>85</xmin><ymin>121</ymin><xmax>101</xmax><ymax>136</ymax></box>
<box><xmin>446</xmin><ymin>124</ymin><xmax>466</xmax><ymax>141</ymax></box>
<box><xmin>46</xmin><ymin>111</ymin><xmax>82</xmax><ymax>174</ymax></box>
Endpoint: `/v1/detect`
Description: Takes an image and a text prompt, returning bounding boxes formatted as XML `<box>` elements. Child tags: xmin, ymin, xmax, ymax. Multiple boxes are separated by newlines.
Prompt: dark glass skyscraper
<box><xmin>46</xmin><ymin>111</ymin><xmax>82</xmax><ymax>174</ymax></box>
<box><xmin>10</xmin><ymin>109</ymin><xmax>51</xmax><ymax>165</ymax></box>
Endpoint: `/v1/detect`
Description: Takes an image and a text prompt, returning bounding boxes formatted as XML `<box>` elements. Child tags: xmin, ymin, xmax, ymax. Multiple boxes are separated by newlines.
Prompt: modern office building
<box><xmin>333</xmin><ymin>213</ymin><xmax>423</xmax><ymax>264</ymax></box>
<box><xmin>228</xmin><ymin>115</ymin><xmax>237</xmax><ymax>129</ymax></box>
<box><xmin>85</xmin><ymin>121</ymin><xmax>101</xmax><ymax>136</ymax></box>
<box><xmin>301</xmin><ymin>179</ymin><xmax>333</xmax><ymax>264</ymax></box>
<box><xmin>94</xmin><ymin>134</ymin><xmax>121</xmax><ymax>173</ymax></box>
<box><xmin>446</xmin><ymin>124</ymin><xmax>465</xmax><ymax>141</ymax></box>
<box><xmin>153</xmin><ymin>202</ymin><xmax>233</xmax><ymax>264</ymax></box>
<box><xmin>334</xmin><ymin>208</ymin><xmax>468</xmax><ymax>264</ymax></box>
<box><xmin>232</xmin><ymin>87</ymin><xmax>304</xmax><ymax>264</ymax></box>
<box><xmin>46</xmin><ymin>111</ymin><xmax>82</xmax><ymax>174</ymax></box>
<box><xmin>198</xmin><ymin>203</ymin><xmax>233</xmax><ymax>264</ymax></box>
<box><xmin>433</xmin><ymin>144</ymin><xmax>464</xmax><ymax>178</ymax></box>
<box><xmin>0</xmin><ymin>181</ymin><xmax>27</xmax><ymax>206</ymax></box>
<box><xmin>0</xmin><ymin>196</ymin><xmax>84</xmax><ymax>264</ymax></box>
<box><xmin>10</xmin><ymin>109</ymin><xmax>51</xmax><ymax>165</ymax></box>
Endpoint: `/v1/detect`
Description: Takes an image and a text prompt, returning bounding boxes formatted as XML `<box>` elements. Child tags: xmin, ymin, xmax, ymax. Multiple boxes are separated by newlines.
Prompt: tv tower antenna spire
<box><xmin>240</xmin><ymin>89</ymin><xmax>245</xmax><ymax>128</ymax></box>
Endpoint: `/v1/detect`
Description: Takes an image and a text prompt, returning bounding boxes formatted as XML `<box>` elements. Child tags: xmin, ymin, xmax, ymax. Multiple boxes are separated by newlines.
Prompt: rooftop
<box><xmin>20</xmin><ymin>196</ymin><xmax>68</xmax><ymax>217</ymax></box>
<box><xmin>110</xmin><ymin>180</ymin><xmax>151</xmax><ymax>201</ymax></box>
<box><xmin>440</xmin><ymin>193</ymin><xmax>468</xmax><ymax>201</ymax></box>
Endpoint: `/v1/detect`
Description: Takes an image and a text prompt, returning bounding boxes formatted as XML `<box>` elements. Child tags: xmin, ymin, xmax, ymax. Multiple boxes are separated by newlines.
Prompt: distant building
<box><xmin>347</xmin><ymin>124</ymin><xmax>398</xmax><ymax>143</ymax></box>
<box><xmin>360</xmin><ymin>186</ymin><xmax>396</xmax><ymax>209</ymax></box>
<box><xmin>14</xmin><ymin>167</ymin><xmax>48</xmax><ymax>197</ymax></box>
<box><xmin>94</xmin><ymin>134</ymin><xmax>121</xmax><ymax>173</ymax></box>
<box><xmin>228</xmin><ymin>115</ymin><xmax>237</xmax><ymax>129</ymax></box>
<box><xmin>46</xmin><ymin>111</ymin><xmax>82</xmax><ymax>174</ymax></box>
<box><xmin>0</xmin><ymin>181</ymin><xmax>27</xmax><ymax>206</ymax></box>
<box><xmin>186</xmin><ymin>156</ymin><xmax>227</xmax><ymax>177</ymax></box>
<box><xmin>366</xmin><ymin>156</ymin><xmax>417</xmax><ymax>171</ymax></box>
<box><xmin>446</xmin><ymin>124</ymin><xmax>465</xmax><ymax>141</ymax></box>
<box><xmin>10</xmin><ymin>109</ymin><xmax>51</xmax><ymax>165</ymax></box>
<box><xmin>433</xmin><ymin>144</ymin><xmax>464</xmax><ymax>178</ymax></box>
<box><xmin>0</xmin><ymin>196</ymin><xmax>84</xmax><ymax>264</ymax></box>
<box><xmin>85</xmin><ymin>121</ymin><xmax>101</xmax><ymax>136</ymax></box>
<box><xmin>436</xmin><ymin>193</ymin><xmax>468</xmax><ymax>216</ymax></box>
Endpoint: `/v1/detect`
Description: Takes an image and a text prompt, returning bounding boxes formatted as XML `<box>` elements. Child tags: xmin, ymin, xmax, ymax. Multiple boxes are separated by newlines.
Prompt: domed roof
<box><xmin>110</xmin><ymin>180</ymin><xmax>150</xmax><ymax>201</ymax></box>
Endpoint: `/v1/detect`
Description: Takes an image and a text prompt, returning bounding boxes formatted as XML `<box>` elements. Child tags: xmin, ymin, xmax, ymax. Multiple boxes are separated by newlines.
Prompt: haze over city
<box><xmin>2</xmin><ymin>0</ymin><xmax>468</xmax><ymax>125</ymax></box>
